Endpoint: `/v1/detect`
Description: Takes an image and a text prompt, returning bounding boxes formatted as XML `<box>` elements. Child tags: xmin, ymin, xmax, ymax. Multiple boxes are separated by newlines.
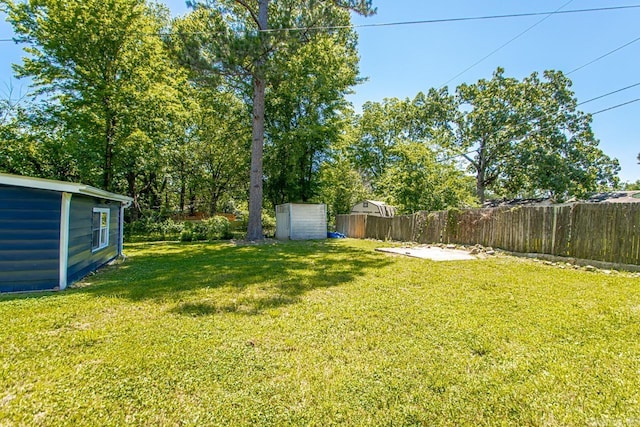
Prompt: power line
<box><xmin>591</xmin><ymin>98</ymin><xmax>640</xmax><ymax>115</ymax></box>
<box><xmin>440</xmin><ymin>0</ymin><xmax>575</xmax><ymax>88</ymax></box>
<box><xmin>567</xmin><ymin>35</ymin><xmax>640</xmax><ymax>75</ymax></box>
<box><xmin>578</xmin><ymin>82</ymin><xmax>640</xmax><ymax>106</ymax></box>
<box><xmin>439</xmin><ymin>94</ymin><xmax>640</xmax><ymax>165</ymax></box>
<box><xmin>261</xmin><ymin>4</ymin><xmax>640</xmax><ymax>32</ymax></box>
<box><xmin>0</xmin><ymin>4</ymin><xmax>638</xmax><ymax>42</ymax></box>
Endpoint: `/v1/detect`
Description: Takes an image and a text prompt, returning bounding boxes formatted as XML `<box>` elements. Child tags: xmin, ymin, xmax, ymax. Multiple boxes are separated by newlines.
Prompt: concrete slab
<box><xmin>376</xmin><ymin>246</ymin><xmax>477</xmax><ymax>261</ymax></box>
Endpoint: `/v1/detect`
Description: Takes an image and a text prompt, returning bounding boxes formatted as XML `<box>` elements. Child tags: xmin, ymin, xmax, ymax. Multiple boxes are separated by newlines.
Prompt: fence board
<box><xmin>336</xmin><ymin>214</ymin><xmax>367</xmax><ymax>239</ymax></box>
<box><xmin>570</xmin><ymin>203</ymin><xmax>640</xmax><ymax>264</ymax></box>
<box><xmin>414</xmin><ymin>211</ymin><xmax>446</xmax><ymax>244</ymax></box>
<box><xmin>365</xmin><ymin>216</ymin><xmax>392</xmax><ymax>240</ymax></box>
<box><xmin>337</xmin><ymin>203</ymin><xmax>640</xmax><ymax>266</ymax></box>
<box><xmin>391</xmin><ymin>215</ymin><xmax>414</xmax><ymax>242</ymax></box>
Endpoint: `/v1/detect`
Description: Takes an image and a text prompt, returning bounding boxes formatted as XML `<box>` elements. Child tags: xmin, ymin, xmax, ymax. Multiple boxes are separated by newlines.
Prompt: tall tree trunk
<box><xmin>476</xmin><ymin>141</ymin><xmax>486</xmax><ymax>204</ymax></box>
<box><xmin>179</xmin><ymin>171</ymin><xmax>186</xmax><ymax>214</ymax></box>
<box><xmin>246</xmin><ymin>0</ymin><xmax>269</xmax><ymax>241</ymax></box>
<box><xmin>247</xmin><ymin>75</ymin><xmax>266</xmax><ymax>240</ymax></box>
<box><xmin>189</xmin><ymin>192</ymin><xmax>196</xmax><ymax>216</ymax></box>
<box><xmin>210</xmin><ymin>191</ymin><xmax>219</xmax><ymax>216</ymax></box>
<box><xmin>476</xmin><ymin>167</ymin><xmax>485</xmax><ymax>204</ymax></box>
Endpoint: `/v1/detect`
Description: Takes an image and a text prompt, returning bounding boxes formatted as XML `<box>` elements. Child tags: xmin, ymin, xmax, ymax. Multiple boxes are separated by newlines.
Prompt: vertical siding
<box><xmin>339</xmin><ymin>203</ymin><xmax>640</xmax><ymax>266</ymax></box>
<box><xmin>570</xmin><ymin>203</ymin><xmax>640</xmax><ymax>264</ymax></box>
<box><xmin>336</xmin><ymin>214</ymin><xmax>367</xmax><ymax>238</ymax></box>
<box><xmin>0</xmin><ymin>185</ymin><xmax>61</xmax><ymax>292</ymax></box>
<box><xmin>275</xmin><ymin>204</ymin><xmax>291</xmax><ymax>240</ymax></box>
<box><xmin>365</xmin><ymin>215</ymin><xmax>392</xmax><ymax>241</ymax></box>
<box><xmin>67</xmin><ymin>196</ymin><xmax>119</xmax><ymax>284</ymax></box>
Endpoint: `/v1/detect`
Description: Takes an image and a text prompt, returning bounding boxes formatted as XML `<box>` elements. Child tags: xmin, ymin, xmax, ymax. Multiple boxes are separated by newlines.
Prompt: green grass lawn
<box><xmin>1</xmin><ymin>239</ymin><xmax>639</xmax><ymax>426</ymax></box>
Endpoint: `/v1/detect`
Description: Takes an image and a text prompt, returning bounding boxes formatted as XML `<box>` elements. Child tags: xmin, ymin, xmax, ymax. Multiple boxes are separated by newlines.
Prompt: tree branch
<box><xmin>233</xmin><ymin>0</ymin><xmax>260</xmax><ymax>27</ymax></box>
<box><xmin>461</xmin><ymin>151</ymin><xmax>476</xmax><ymax>167</ymax></box>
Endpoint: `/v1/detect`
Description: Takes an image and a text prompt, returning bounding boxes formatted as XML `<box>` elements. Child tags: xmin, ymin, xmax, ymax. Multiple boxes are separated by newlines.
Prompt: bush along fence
<box><xmin>336</xmin><ymin>203</ymin><xmax>640</xmax><ymax>266</ymax></box>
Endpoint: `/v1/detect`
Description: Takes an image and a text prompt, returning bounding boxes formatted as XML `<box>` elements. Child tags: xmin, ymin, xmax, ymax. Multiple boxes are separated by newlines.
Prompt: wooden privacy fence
<box><xmin>335</xmin><ymin>203</ymin><xmax>640</xmax><ymax>266</ymax></box>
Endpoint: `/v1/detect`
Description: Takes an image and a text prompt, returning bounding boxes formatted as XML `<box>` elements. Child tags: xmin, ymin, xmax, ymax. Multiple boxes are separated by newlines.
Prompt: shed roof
<box><xmin>364</xmin><ymin>200</ymin><xmax>389</xmax><ymax>207</ymax></box>
<box><xmin>0</xmin><ymin>172</ymin><xmax>133</xmax><ymax>204</ymax></box>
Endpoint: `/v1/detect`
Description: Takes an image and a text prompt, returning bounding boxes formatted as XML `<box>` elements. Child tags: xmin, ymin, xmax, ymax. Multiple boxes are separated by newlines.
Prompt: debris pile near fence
<box><xmin>336</xmin><ymin>203</ymin><xmax>640</xmax><ymax>266</ymax></box>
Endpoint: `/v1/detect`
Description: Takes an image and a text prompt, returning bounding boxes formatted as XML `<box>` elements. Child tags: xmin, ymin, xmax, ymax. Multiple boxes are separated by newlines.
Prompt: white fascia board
<box><xmin>79</xmin><ymin>186</ymin><xmax>133</xmax><ymax>204</ymax></box>
<box><xmin>0</xmin><ymin>173</ymin><xmax>83</xmax><ymax>194</ymax></box>
<box><xmin>0</xmin><ymin>172</ymin><xmax>132</xmax><ymax>205</ymax></box>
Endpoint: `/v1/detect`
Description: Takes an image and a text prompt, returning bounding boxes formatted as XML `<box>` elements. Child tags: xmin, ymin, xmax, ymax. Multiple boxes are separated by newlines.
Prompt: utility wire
<box><xmin>591</xmin><ymin>98</ymin><xmax>640</xmax><ymax>115</ymax></box>
<box><xmin>567</xmin><ymin>35</ymin><xmax>640</xmax><ymax>75</ymax></box>
<box><xmin>1</xmin><ymin>4</ymin><xmax>639</xmax><ymax>42</ymax></box>
<box><xmin>440</xmin><ymin>95</ymin><xmax>640</xmax><ymax>166</ymax></box>
<box><xmin>578</xmin><ymin>82</ymin><xmax>640</xmax><ymax>105</ymax></box>
<box><xmin>442</xmin><ymin>91</ymin><xmax>639</xmax><ymax>164</ymax></box>
<box><xmin>440</xmin><ymin>0</ymin><xmax>574</xmax><ymax>88</ymax></box>
<box><xmin>261</xmin><ymin>4</ymin><xmax>640</xmax><ymax>32</ymax></box>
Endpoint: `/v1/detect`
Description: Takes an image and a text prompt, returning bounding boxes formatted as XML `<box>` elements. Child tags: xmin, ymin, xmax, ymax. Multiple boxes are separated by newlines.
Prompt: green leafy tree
<box><xmin>353</xmin><ymin>89</ymin><xmax>454</xmax><ymax>191</ymax></box>
<box><xmin>181</xmin><ymin>0</ymin><xmax>375</xmax><ymax>240</ymax></box>
<box><xmin>0</xmin><ymin>101</ymin><xmax>82</xmax><ymax>180</ymax></box>
<box><xmin>450</xmin><ymin>69</ymin><xmax>526</xmax><ymax>203</ymax></box>
<box><xmin>624</xmin><ymin>180</ymin><xmax>640</xmax><ymax>191</ymax></box>
<box><xmin>354</xmin><ymin>97</ymin><xmax>414</xmax><ymax>186</ymax></box>
<box><xmin>190</xmin><ymin>89</ymin><xmax>250</xmax><ymax>215</ymax></box>
<box><xmin>448</xmin><ymin>68</ymin><xmax>619</xmax><ymax>202</ymax></box>
<box><xmin>318</xmin><ymin>115</ymin><xmax>372</xmax><ymax>221</ymax></box>
<box><xmin>376</xmin><ymin>141</ymin><xmax>476</xmax><ymax>213</ymax></box>
<box><xmin>264</xmin><ymin>32</ymin><xmax>361</xmax><ymax>207</ymax></box>
<box><xmin>2</xmin><ymin>0</ymin><xmax>187</xmax><ymax>197</ymax></box>
<box><xmin>352</xmin><ymin>90</ymin><xmax>460</xmax><ymax>209</ymax></box>
<box><xmin>0</xmin><ymin>95</ymin><xmax>24</xmax><ymax>174</ymax></box>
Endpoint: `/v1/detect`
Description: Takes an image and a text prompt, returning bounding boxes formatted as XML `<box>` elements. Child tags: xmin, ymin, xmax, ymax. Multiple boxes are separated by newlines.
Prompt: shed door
<box><xmin>275</xmin><ymin>205</ymin><xmax>290</xmax><ymax>240</ymax></box>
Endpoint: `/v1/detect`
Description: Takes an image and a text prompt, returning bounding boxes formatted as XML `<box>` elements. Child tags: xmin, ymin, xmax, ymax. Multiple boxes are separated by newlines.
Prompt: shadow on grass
<box><xmin>65</xmin><ymin>240</ymin><xmax>391</xmax><ymax>315</ymax></box>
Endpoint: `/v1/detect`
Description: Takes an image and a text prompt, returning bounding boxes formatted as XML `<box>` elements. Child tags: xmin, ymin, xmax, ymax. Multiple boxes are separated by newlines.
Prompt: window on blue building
<box><xmin>92</xmin><ymin>208</ymin><xmax>110</xmax><ymax>251</ymax></box>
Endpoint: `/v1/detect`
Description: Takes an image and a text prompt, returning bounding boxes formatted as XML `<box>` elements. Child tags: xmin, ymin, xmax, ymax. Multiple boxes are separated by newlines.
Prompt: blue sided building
<box><xmin>0</xmin><ymin>173</ymin><xmax>133</xmax><ymax>293</ymax></box>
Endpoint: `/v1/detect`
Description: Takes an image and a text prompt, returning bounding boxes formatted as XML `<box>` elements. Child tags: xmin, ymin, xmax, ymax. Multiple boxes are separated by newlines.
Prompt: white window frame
<box><xmin>92</xmin><ymin>208</ymin><xmax>110</xmax><ymax>252</ymax></box>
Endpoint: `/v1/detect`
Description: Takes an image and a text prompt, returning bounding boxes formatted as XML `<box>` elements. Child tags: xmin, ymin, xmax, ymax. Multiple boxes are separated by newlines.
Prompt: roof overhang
<box><xmin>0</xmin><ymin>173</ymin><xmax>133</xmax><ymax>205</ymax></box>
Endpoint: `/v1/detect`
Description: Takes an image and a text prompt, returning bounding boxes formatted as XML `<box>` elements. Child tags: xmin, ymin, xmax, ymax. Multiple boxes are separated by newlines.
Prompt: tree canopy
<box><xmin>2</xmin><ymin>0</ymin><xmax>190</xmax><ymax>207</ymax></box>
<box><xmin>182</xmin><ymin>0</ymin><xmax>375</xmax><ymax>239</ymax></box>
<box><xmin>446</xmin><ymin>68</ymin><xmax>619</xmax><ymax>202</ymax></box>
<box><xmin>0</xmin><ymin>0</ymin><xmax>624</xmax><ymax>233</ymax></box>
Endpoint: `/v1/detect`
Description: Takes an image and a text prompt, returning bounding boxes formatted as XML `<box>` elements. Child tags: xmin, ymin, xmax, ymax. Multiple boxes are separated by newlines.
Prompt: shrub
<box><xmin>126</xmin><ymin>215</ymin><xmax>234</xmax><ymax>242</ymax></box>
<box><xmin>125</xmin><ymin>218</ymin><xmax>184</xmax><ymax>242</ymax></box>
<box><xmin>262</xmin><ymin>212</ymin><xmax>276</xmax><ymax>237</ymax></box>
<box><xmin>204</xmin><ymin>216</ymin><xmax>232</xmax><ymax>240</ymax></box>
<box><xmin>179</xmin><ymin>216</ymin><xmax>232</xmax><ymax>242</ymax></box>
<box><xmin>236</xmin><ymin>210</ymin><xmax>276</xmax><ymax>238</ymax></box>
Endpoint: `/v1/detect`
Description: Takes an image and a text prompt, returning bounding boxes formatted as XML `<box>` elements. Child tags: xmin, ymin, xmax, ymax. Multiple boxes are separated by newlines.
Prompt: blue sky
<box><xmin>1</xmin><ymin>0</ymin><xmax>639</xmax><ymax>182</ymax></box>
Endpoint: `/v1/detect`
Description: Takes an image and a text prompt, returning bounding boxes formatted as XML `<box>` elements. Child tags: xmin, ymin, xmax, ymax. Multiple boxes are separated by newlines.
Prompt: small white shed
<box><xmin>275</xmin><ymin>203</ymin><xmax>327</xmax><ymax>240</ymax></box>
<box><xmin>350</xmin><ymin>200</ymin><xmax>396</xmax><ymax>217</ymax></box>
